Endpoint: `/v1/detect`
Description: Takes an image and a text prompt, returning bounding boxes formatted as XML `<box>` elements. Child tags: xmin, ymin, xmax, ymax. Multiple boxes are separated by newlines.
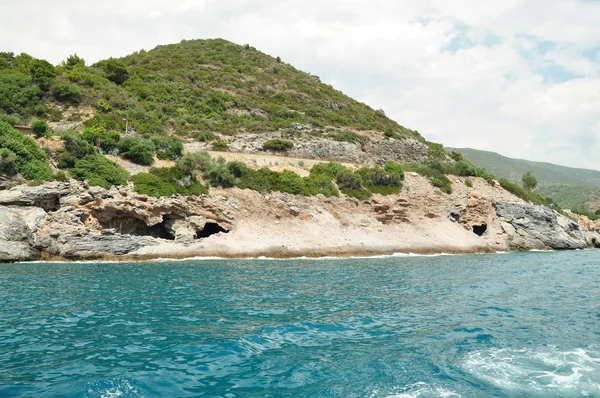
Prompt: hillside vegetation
<box><xmin>448</xmin><ymin>147</ymin><xmax>600</xmax><ymax>210</ymax></box>
<box><xmin>0</xmin><ymin>39</ymin><xmax>421</xmax><ymax>140</ymax></box>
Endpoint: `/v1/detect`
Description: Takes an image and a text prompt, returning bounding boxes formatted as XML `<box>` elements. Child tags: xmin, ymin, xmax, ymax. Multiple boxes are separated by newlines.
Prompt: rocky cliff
<box><xmin>0</xmin><ymin>175</ymin><xmax>598</xmax><ymax>262</ymax></box>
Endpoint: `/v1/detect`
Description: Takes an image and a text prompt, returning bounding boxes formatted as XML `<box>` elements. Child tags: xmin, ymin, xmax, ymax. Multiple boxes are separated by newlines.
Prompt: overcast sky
<box><xmin>2</xmin><ymin>0</ymin><xmax>600</xmax><ymax>170</ymax></box>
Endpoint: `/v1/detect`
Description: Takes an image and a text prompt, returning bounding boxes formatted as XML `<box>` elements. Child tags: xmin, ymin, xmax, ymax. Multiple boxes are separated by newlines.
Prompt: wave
<box><xmin>461</xmin><ymin>346</ymin><xmax>600</xmax><ymax>396</ymax></box>
<box><xmin>380</xmin><ymin>382</ymin><xmax>462</xmax><ymax>398</ymax></box>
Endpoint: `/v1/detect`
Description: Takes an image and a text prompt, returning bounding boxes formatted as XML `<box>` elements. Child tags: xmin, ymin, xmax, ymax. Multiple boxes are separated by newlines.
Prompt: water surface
<box><xmin>0</xmin><ymin>251</ymin><xmax>599</xmax><ymax>397</ymax></box>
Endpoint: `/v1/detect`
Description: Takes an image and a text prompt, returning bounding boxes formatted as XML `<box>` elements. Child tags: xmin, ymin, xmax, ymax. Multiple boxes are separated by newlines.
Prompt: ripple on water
<box><xmin>461</xmin><ymin>346</ymin><xmax>600</xmax><ymax>396</ymax></box>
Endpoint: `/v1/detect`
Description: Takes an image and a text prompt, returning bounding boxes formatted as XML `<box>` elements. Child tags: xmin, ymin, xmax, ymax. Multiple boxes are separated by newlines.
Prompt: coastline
<box><xmin>1</xmin><ymin>174</ymin><xmax>599</xmax><ymax>263</ymax></box>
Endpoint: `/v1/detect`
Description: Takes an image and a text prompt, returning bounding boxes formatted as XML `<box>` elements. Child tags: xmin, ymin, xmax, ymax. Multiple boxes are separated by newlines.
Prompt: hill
<box><xmin>0</xmin><ymin>39</ymin><xmax>421</xmax><ymax>141</ymax></box>
<box><xmin>448</xmin><ymin>147</ymin><xmax>600</xmax><ymax>210</ymax></box>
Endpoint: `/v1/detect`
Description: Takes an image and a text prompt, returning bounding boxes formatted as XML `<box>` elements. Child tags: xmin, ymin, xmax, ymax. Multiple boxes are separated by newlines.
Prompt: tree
<box><xmin>29</xmin><ymin>59</ymin><xmax>56</xmax><ymax>91</ymax></box>
<box><xmin>64</xmin><ymin>53</ymin><xmax>85</xmax><ymax>68</ymax></box>
<box><xmin>100</xmin><ymin>58</ymin><xmax>129</xmax><ymax>85</ymax></box>
<box><xmin>522</xmin><ymin>171</ymin><xmax>538</xmax><ymax>191</ymax></box>
<box><xmin>31</xmin><ymin>120</ymin><xmax>51</xmax><ymax>138</ymax></box>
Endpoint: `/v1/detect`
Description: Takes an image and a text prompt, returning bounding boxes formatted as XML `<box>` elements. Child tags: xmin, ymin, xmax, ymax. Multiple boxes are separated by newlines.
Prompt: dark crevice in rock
<box><xmin>473</xmin><ymin>224</ymin><xmax>487</xmax><ymax>236</ymax></box>
<box><xmin>133</xmin><ymin>222</ymin><xmax>175</xmax><ymax>240</ymax></box>
<box><xmin>195</xmin><ymin>222</ymin><xmax>229</xmax><ymax>239</ymax></box>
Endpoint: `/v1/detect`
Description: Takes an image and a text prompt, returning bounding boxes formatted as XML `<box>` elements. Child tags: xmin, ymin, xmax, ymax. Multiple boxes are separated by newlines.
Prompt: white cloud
<box><xmin>1</xmin><ymin>0</ymin><xmax>600</xmax><ymax>169</ymax></box>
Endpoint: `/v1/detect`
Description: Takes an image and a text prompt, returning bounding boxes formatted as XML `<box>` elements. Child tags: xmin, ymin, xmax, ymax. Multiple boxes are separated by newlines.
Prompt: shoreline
<box><xmin>20</xmin><ymin>247</ymin><xmax>567</xmax><ymax>265</ymax></box>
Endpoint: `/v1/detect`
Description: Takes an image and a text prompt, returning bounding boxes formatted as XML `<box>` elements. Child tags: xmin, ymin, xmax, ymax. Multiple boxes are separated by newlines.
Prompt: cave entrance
<box><xmin>473</xmin><ymin>224</ymin><xmax>488</xmax><ymax>237</ymax></box>
<box><xmin>195</xmin><ymin>222</ymin><xmax>229</xmax><ymax>239</ymax></box>
<box><xmin>133</xmin><ymin>222</ymin><xmax>175</xmax><ymax>240</ymax></box>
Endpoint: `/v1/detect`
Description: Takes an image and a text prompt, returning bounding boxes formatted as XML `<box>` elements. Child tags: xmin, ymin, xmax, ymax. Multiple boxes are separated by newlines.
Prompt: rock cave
<box><xmin>472</xmin><ymin>224</ymin><xmax>488</xmax><ymax>236</ymax></box>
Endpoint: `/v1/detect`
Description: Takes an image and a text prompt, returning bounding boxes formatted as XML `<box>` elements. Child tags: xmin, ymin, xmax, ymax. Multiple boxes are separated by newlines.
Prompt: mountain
<box><xmin>448</xmin><ymin>147</ymin><xmax>600</xmax><ymax>209</ymax></box>
<box><xmin>0</xmin><ymin>39</ymin><xmax>422</xmax><ymax>141</ymax></box>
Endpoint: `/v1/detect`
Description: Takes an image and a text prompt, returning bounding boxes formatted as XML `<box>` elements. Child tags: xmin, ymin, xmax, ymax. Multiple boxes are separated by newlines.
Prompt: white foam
<box><xmin>462</xmin><ymin>347</ymin><xmax>600</xmax><ymax>395</ymax></box>
<box><xmin>381</xmin><ymin>382</ymin><xmax>462</xmax><ymax>398</ymax></box>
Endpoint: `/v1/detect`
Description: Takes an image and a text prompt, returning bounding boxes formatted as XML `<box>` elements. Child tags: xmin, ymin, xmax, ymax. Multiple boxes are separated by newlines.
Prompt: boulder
<box><xmin>496</xmin><ymin>202</ymin><xmax>592</xmax><ymax>250</ymax></box>
<box><xmin>0</xmin><ymin>182</ymin><xmax>70</xmax><ymax>211</ymax></box>
<box><xmin>0</xmin><ymin>207</ymin><xmax>40</xmax><ymax>262</ymax></box>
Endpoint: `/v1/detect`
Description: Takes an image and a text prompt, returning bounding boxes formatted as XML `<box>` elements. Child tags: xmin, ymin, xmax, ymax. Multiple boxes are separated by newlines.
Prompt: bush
<box><xmin>203</xmin><ymin>160</ymin><xmax>236</xmax><ymax>188</ymax></box>
<box><xmin>334</xmin><ymin>131</ymin><xmax>365</xmax><ymax>143</ymax></box>
<box><xmin>193</xmin><ymin>131</ymin><xmax>216</xmax><ymax>142</ymax></box>
<box><xmin>50</xmin><ymin>82</ymin><xmax>82</xmax><ymax>104</ymax></box>
<box><xmin>465</xmin><ymin>178</ymin><xmax>473</xmax><ymax>188</ymax></box>
<box><xmin>69</xmin><ymin>154</ymin><xmax>128</xmax><ymax>188</ymax></box>
<box><xmin>133</xmin><ymin>167</ymin><xmax>207</xmax><ymax>197</ymax></box>
<box><xmin>151</xmin><ymin>135</ymin><xmax>183</xmax><ymax>160</ymax></box>
<box><xmin>498</xmin><ymin>178</ymin><xmax>551</xmax><ymax>206</ymax></box>
<box><xmin>0</xmin><ymin>148</ymin><xmax>18</xmax><ymax>176</ymax></box>
<box><xmin>309</xmin><ymin>162</ymin><xmax>349</xmax><ymax>179</ymax></box>
<box><xmin>176</xmin><ymin>151</ymin><xmax>214</xmax><ymax>175</ymax></box>
<box><xmin>0</xmin><ymin>122</ymin><xmax>53</xmax><ymax>180</ymax></box>
<box><xmin>449</xmin><ymin>151</ymin><xmax>464</xmax><ymax>161</ymax></box>
<box><xmin>31</xmin><ymin>120</ymin><xmax>51</xmax><ymax>138</ymax></box>
<box><xmin>54</xmin><ymin>170</ymin><xmax>68</xmax><ymax>182</ymax></box>
<box><xmin>118</xmin><ymin>136</ymin><xmax>155</xmax><ymax>165</ymax></box>
<box><xmin>356</xmin><ymin>165</ymin><xmax>403</xmax><ymax>195</ymax></box>
<box><xmin>211</xmin><ymin>140</ymin><xmax>228</xmax><ymax>151</ymax></box>
<box><xmin>98</xmin><ymin>58</ymin><xmax>129</xmax><ymax>85</ymax></box>
<box><xmin>263</xmin><ymin>139</ymin><xmax>293</xmax><ymax>152</ymax></box>
<box><xmin>336</xmin><ymin>169</ymin><xmax>371</xmax><ymax>200</ymax></box>
<box><xmin>63</xmin><ymin>133</ymin><xmax>96</xmax><ymax>159</ymax></box>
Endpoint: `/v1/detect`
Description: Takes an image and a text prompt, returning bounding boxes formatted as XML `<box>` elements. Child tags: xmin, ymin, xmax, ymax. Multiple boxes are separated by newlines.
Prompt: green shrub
<box><xmin>204</xmin><ymin>160</ymin><xmax>236</xmax><ymax>188</ymax></box>
<box><xmin>334</xmin><ymin>131</ymin><xmax>365</xmax><ymax>143</ymax></box>
<box><xmin>193</xmin><ymin>131</ymin><xmax>216</xmax><ymax>142</ymax></box>
<box><xmin>449</xmin><ymin>151</ymin><xmax>464</xmax><ymax>161</ymax></box>
<box><xmin>151</xmin><ymin>135</ymin><xmax>183</xmax><ymax>160</ymax></box>
<box><xmin>211</xmin><ymin>140</ymin><xmax>228</xmax><ymax>151</ymax></box>
<box><xmin>465</xmin><ymin>178</ymin><xmax>473</xmax><ymax>188</ymax></box>
<box><xmin>176</xmin><ymin>151</ymin><xmax>213</xmax><ymax>175</ymax></box>
<box><xmin>356</xmin><ymin>165</ymin><xmax>403</xmax><ymax>195</ymax></box>
<box><xmin>498</xmin><ymin>178</ymin><xmax>551</xmax><ymax>206</ymax></box>
<box><xmin>54</xmin><ymin>170</ymin><xmax>68</xmax><ymax>182</ymax></box>
<box><xmin>309</xmin><ymin>162</ymin><xmax>349</xmax><ymax>179</ymax></box>
<box><xmin>133</xmin><ymin>167</ymin><xmax>207</xmax><ymax>197</ymax></box>
<box><xmin>336</xmin><ymin>169</ymin><xmax>371</xmax><ymax>200</ymax></box>
<box><xmin>69</xmin><ymin>154</ymin><xmax>128</xmax><ymax>188</ymax></box>
<box><xmin>50</xmin><ymin>82</ymin><xmax>82</xmax><ymax>104</ymax></box>
<box><xmin>118</xmin><ymin>136</ymin><xmax>155</xmax><ymax>165</ymax></box>
<box><xmin>0</xmin><ymin>122</ymin><xmax>53</xmax><ymax>180</ymax></box>
<box><xmin>427</xmin><ymin>142</ymin><xmax>447</xmax><ymax>161</ymax></box>
<box><xmin>263</xmin><ymin>139</ymin><xmax>293</xmax><ymax>152</ymax></box>
<box><xmin>62</xmin><ymin>133</ymin><xmax>96</xmax><ymax>159</ymax></box>
<box><xmin>97</xmin><ymin>58</ymin><xmax>129</xmax><ymax>85</ymax></box>
<box><xmin>31</xmin><ymin>120</ymin><xmax>51</xmax><ymax>138</ymax></box>
<box><xmin>0</xmin><ymin>148</ymin><xmax>18</xmax><ymax>176</ymax></box>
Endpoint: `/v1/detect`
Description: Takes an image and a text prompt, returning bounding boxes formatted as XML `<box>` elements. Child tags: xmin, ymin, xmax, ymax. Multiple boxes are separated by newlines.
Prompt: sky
<box><xmin>2</xmin><ymin>0</ymin><xmax>600</xmax><ymax>170</ymax></box>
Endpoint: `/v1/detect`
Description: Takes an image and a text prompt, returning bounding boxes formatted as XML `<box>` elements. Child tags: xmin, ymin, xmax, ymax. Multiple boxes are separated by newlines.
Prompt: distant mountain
<box><xmin>447</xmin><ymin>147</ymin><xmax>600</xmax><ymax>209</ymax></box>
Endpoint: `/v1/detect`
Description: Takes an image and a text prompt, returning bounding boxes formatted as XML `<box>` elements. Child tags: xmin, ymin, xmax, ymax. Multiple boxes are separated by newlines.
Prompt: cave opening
<box><xmin>195</xmin><ymin>222</ymin><xmax>229</xmax><ymax>239</ymax></box>
<box><xmin>133</xmin><ymin>222</ymin><xmax>175</xmax><ymax>240</ymax></box>
<box><xmin>473</xmin><ymin>224</ymin><xmax>488</xmax><ymax>237</ymax></box>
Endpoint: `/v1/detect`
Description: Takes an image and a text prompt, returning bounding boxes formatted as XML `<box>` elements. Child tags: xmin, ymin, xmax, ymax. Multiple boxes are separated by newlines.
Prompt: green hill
<box><xmin>448</xmin><ymin>147</ymin><xmax>600</xmax><ymax>209</ymax></box>
<box><xmin>0</xmin><ymin>39</ymin><xmax>421</xmax><ymax>140</ymax></box>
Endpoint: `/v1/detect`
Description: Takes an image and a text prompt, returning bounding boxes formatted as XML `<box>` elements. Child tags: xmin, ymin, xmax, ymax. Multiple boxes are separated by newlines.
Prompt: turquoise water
<box><xmin>1</xmin><ymin>251</ymin><xmax>599</xmax><ymax>397</ymax></box>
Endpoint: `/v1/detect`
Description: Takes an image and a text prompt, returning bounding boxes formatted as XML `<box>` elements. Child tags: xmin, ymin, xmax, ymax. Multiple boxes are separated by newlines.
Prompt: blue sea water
<box><xmin>0</xmin><ymin>251</ymin><xmax>599</xmax><ymax>397</ymax></box>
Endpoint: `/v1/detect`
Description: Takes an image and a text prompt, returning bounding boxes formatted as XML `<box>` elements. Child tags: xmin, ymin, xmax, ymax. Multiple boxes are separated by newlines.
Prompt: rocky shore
<box><xmin>1</xmin><ymin>174</ymin><xmax>598</xmax><ymax>262</ymax></box>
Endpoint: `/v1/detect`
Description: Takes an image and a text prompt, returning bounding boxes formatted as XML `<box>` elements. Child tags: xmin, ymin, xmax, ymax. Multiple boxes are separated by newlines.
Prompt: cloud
<box><xmin>1</xmin><ymin>0</ymin><xmax>600</xmax><ymax>169</ymax></box>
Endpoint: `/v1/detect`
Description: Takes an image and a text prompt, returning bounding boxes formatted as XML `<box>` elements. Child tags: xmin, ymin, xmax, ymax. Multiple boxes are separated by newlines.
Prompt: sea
<box><xmin>0</xmin><ymin>250</ymin><xmax>599</xmax><ymax>397</ymax></box>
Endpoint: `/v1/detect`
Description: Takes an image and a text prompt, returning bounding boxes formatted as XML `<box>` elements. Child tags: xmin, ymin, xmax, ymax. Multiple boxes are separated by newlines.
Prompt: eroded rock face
<box><xmin>0</xmin><ymin>183</ymin><xmax>71</xmax><ymax>211</ymax></box>
<box><xmin>0</xmin><ymin>207</ymin><xmax>41</xmax><ymax>261</ymax></box>
<box><xmin>495</xmin><ymin>202</ymin><xmax>598</xmax><ymax>250</ymax></box>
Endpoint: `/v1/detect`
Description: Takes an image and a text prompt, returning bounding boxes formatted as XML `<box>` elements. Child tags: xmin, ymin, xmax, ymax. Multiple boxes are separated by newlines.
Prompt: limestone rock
<box><xmin>495</xmin><ymin>202</ymin><xmax>593</xmax><ymax>250</ymax></box>
<box><xmin>0</xmin><ymin>182</ymin><xmax>70</xmax><ymax>211</ymax></box>
<box><xmin>0</xmin><ymin>207</ymin><xmax>40</xmax><ymax>261</ymax></box>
